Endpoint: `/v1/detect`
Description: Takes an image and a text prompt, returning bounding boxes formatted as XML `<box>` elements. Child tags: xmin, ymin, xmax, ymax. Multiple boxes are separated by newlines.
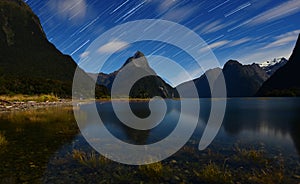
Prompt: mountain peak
<box><xmin>259</xmin><ymin>57</ymin><xmax>288</xmax><ymax>76</ymax></box>
<box><xmin>133</xmin><ymin>51</ymin><xmax>145</xmax><ymax>59</ymax></box>
<box><xmin>122</xmin><ymin>51</ymin><xmax>148</xmax><ymax>68</ymax></box>
<box><xmin>259</xmin><ymin>57</ymin><xmax>288</xmax><ymax>68</ymax></box>
<box><xmin>224</xmin><ymin>60</ymin><xmax>242</xmax><ymax>69</ymax></box>
<box><xmin>96</xmin><ymin>51</ymin><xmax>174</xmax><ymax>98</ymax></box>
<box><xmin>289</xmin><ymin>34</ymin><xmax>300</xmax><ymax>63</ymax></box>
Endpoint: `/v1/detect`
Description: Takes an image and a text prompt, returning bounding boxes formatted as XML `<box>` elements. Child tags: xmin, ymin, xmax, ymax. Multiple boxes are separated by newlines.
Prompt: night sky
<box><xmin>24</xmin><ymin>0</ymin><xmax>300</xmax><ymax>85</ymax></box>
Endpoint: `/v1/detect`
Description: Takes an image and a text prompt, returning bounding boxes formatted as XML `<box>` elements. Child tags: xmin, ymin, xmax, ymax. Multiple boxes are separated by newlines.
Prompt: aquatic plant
<box><xmin>139</xmin><ymin>161</ymin><xmax>163</xmax><ymax>178</ymax></box>
<box><xmin>194</xmin><ymin>161</ymin><xmax>233</xmax><ymax>184</ymax></box>
<box><xmin>233</xmin><ymin>145</ymin><xmax>268</xmax><ymax>166</ymax></box>
<box><xmin>245</xmin><ymin>155</ymin><xmax>285</xmax><ymax>184</ymax></box>
<box><xmin>72</xmin><ymin>149</ymin><xmax>110</xmax><ymax>168</ymax></box>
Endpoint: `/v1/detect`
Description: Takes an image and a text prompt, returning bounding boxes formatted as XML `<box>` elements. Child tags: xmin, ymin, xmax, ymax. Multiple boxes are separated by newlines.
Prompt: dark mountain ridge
<box><xmin>0</xmin><ymin>0</ymin><xmax>108</xmax><ymax>97</ymax></box>
<box><xmin>222</xmin><ymin>60</ymin><xmax>269</xmax><ymax>97</ymax></box>
<box><xmin>177</xmin><ymin>60</ymin><xmax>268</xmax><ymax>97</ymax></box>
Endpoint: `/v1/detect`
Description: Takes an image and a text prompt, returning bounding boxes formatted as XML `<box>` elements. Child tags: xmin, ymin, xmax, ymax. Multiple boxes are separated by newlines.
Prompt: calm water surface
<box><xmin>0</xmin><ymin>98</ymin><xmax>300</xmax><ymax>183</ymax></box>
<box><xmin>81</xmin><ymin>98</ymin><xmax>300</xmax><ymax>156</ymax></box>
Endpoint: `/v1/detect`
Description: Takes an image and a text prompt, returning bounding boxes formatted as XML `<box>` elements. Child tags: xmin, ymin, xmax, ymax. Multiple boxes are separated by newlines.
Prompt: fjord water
<box><xmin>0</xmin><ymin>98</ymin><xmax>300</xmax><ymax>182</ymax></box>
<box><xmin>88</xmin><ymin>98</ymin><xmax>300</xmax><ymax>155</ymax></box>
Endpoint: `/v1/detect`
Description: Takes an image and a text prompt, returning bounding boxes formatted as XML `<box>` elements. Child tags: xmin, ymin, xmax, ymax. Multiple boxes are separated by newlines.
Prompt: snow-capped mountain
<box><xmin>259</xmin><ymin>58</ymin><xmax>288</xmax><ymax>76</ymax></box>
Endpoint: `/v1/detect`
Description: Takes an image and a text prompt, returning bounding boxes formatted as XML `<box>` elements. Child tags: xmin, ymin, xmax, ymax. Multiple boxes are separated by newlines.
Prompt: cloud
<box><xmin>80</xmin><ymin>51</ymin><xmax>90</xmax><ymax>59</ymax></box>
<box><xmin>48</xmin><ymin>0</ymin><xmax>87</xmax><ymax>20</ymax></box>
<box><xmin>161</xmin><ymin>5</ymin><xmax>198</xmax><ymax>22</ymax></box>
<box><xmin>249</xmin><ymin>0</ymin><xmax>300</xmax><ymax>26</ymax></box>
<box><xmin>158</xmin><ymin>0</ymin><xmax>177</xmax><ymax>12</ymax></box>
<box><xmin>227</xmin><ymin>38</ymin><xmax>251</xmax><ymax>47</ymax></box>
<box><xmin>200</xmin><ymin>40</ymin><xmax>230</xmax><ymax>52</ymax></box>
<box><xmin>199</xmin><ymin>20</ymin><xmax>227</xmax><ymax>34</ymax></box>
<box><xmin>97</xmin><ymin>40</ymin><xmax>129</xmax><ymax>53</ymax></box>
<box><xmin>209</xmin><ymin>40</ymin><xmax>230</xmax><ymax>49</ymax></box>
<box><xmin>150</xmin><ymin>0</ymin><xmax>198</xmax><ymax>22</ymax></box>
<box><xmin>263</xmin><ymin>30</ymin><xmax>300</xmax><ymax>49</ymax></box>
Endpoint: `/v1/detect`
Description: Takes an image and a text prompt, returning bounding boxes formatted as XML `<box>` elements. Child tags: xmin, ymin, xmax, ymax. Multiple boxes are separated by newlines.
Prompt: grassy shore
<box><xmin>0</xmin><ymin>94</ymin><xmax>59</xmax><ymax>102</ymax></box>
<box><xmin>0</xmin><ymin>94</ymin><xmax>72</xmax><ymax>112</ymax></box>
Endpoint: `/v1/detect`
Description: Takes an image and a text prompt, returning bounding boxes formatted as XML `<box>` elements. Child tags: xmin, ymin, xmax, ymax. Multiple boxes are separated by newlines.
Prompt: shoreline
<box><xmin>1</xmin><ymin>97</ymin><xmax>295</xmax><ymax>112</ymax></box>
<box><xmin>0</xmin><ymin>99</ymin><xmax>72</xmax><ymax>113</ymax></box>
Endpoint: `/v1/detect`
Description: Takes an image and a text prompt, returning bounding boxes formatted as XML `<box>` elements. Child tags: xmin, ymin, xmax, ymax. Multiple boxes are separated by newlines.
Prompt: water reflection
<box><xmin>93</xmin><ymin>100</ymin><xmax>180</xmax><ymax>145</ymax></box>
<box><xmin>78</xmin><ymin>98</ymin><xmax>300</xmax><ymax>156</ymax></box>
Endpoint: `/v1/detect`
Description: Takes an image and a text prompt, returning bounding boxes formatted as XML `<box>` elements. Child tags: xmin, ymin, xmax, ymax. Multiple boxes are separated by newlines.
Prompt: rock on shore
<box><xmin>0</xmin><ymin>100</ymin><xmax>71</xmax><ymax>112</ymax></box>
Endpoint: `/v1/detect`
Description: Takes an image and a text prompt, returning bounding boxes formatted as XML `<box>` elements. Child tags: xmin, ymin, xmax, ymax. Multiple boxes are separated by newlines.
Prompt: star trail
<box><xmin>25</xmin><ymin>0</ymin><xmax>300</xmax><ymax>76</ymax></box>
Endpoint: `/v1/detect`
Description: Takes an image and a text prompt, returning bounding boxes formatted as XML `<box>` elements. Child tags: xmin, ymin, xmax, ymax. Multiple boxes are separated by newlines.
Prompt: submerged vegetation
<box><xmin>72</xmin><ymin>149</ymin><xmax>110</xmax><ymax>168</ymax></box>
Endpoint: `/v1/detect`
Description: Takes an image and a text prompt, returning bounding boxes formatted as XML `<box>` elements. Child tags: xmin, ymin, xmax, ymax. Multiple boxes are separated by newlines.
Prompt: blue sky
<box><xmin>25</xmin><ymin>0</ymin><xmax>300</xmax><ymax>85</ymax></box>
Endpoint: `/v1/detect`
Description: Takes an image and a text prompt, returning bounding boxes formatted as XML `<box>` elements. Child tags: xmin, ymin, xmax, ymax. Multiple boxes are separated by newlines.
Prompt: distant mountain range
<box><xmin>257</xmin><ymin>34</ymin><xmax>300</xmax><ymax>96</ymax></box>
<box><xmin>0</xmin><ymin>0</ymin><xmax>108</xmax><ymax>97</ymax></box>
<box><xmin>259</xmin><ymin>57</ymin><xmax>288</xmax><ymax>76</ymax></box>
<box><xmin>95</xmin><ymin>52</ymin><xmax>276</xmax><ymax>98</ymax></box>
<box><xmin>95</xmin><ymin>46</ymin><xmax>297</xmax><ymax>98</ymax></box>
<box><xmin>177</xmin><ymin>60</ymin><xmax>269</xmax><ymax>97</ymax></box>
<box><xmin>1</xmin><ymin>0</ymin><xmax>299</xmax><ymax>98</ymax></box>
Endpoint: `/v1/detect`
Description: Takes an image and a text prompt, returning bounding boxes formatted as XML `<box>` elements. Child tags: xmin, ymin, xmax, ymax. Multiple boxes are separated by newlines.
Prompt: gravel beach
<box><xmin>0</xmin><ymin>99</ymin><xmax>72</xmax><ymax>112</ymax></box>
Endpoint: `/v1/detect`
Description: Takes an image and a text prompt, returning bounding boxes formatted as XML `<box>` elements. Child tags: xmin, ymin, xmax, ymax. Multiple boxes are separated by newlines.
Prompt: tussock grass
<box><xmin>194</xmin><ymin>162</ymin><xmax>233</xmax><ymax>184</ymax></box>
<box><xmin>0</xmin><ymin>94</ymin><xmax>59</xmax><ymax>102</ymax></box>
<box><xmin>72</xmin><ymin>149</ymin><xmax>110</xmax><ymax>168</ymax></box>
<box><xmin>139</xmin><ymin>161</ymin><xmax>164</xmax><ymax>178</ymax></box>
<box><xmin>3</xmin><ymin>107</ymin><xmax>74</xmax><ymax>125</ymax></box>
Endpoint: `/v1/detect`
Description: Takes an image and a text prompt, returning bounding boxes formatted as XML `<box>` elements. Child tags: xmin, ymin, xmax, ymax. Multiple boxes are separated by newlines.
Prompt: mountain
<box><xmin>0</xmin><ymin>0</ymin><xmax>108</xmax><ymax>97</ymax></box>
<box><xmin>222</xmin><ymin>60</ymin><xmax>269</xmax><ymax>97</ymax></box>
<box><xmin>259</xmin><ymin>57</ymin><xmax>288</xmax><ymax>76</ymax></box>
<box><xmin>96</xmin><ymin>51</ymin><xmax>175</xmax><ymax>98</ymax></box>
<box><xmin>176</xmin><ymin>68</ymin><xmax>222</xmax><ymax>98</ymax></box>
<box><xmin>177</xmin><ymin>60</ymin><xmax>268</xmax><ymax>97</ymax></box>
<box><xmin>257</xmin><ymin>34</ymin><xmax>300</xmax><ymax>96</ymax></box>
